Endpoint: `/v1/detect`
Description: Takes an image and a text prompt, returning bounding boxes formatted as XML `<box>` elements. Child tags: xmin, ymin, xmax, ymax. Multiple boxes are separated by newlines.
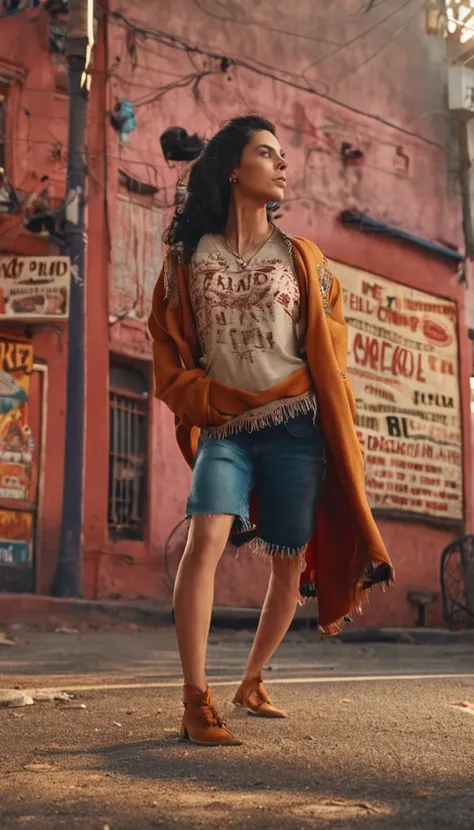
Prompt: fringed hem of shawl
<box><xmin>201</xmin><ymin>391</ymin><xmax>318</xmax><ymax>440</ymax></box>
<box><xmin>299</xmin><ymin>561</ymin><xmax>395</xmax><ymax>637</ymax></box>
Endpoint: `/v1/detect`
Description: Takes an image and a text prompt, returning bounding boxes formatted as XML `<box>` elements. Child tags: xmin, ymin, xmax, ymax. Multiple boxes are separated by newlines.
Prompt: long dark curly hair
<box><xmin>164</xmin><ymin>114</ymin><xmax>276</xmax><ymax>263</ymax></box>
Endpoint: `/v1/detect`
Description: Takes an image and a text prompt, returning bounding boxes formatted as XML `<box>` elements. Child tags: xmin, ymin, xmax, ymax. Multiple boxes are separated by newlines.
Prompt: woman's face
<box><xmin>232</xmin><ymin>130</ymin><xmax>288</xmax><ymax>204</ymax></box>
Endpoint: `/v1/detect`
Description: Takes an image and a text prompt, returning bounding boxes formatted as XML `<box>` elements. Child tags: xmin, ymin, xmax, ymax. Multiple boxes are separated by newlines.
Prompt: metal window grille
<box><xmin>108</xmin><ymin>386</ymin><xmax>148</xmax><ymax>540</ymax></box>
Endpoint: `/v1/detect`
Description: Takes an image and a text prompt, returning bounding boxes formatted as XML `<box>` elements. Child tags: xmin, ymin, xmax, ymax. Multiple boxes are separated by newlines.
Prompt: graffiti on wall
<box><xmin>0</xmin><ymin>510</ymin><xmax>33</xmax><ymax>565</ymax></box>
<box><xmin>332</xmin><ymin>260</ymin><xmax>463</xmax><ymax>521</ymax></box>
<box><xmin>0</xmin><ymin>339</ymin><xmax>35</xmax><ymax>503</ymax></box>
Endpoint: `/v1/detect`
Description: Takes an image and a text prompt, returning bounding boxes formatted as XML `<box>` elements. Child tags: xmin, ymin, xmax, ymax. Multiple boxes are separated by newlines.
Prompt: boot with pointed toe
<box><xmin>181</xmin><ymin>684</ymin><xmax>242</xmax><ymax>746</ymax></box>
<box><xmin>233</xmin><ymin>675</ymin><xmax>288</xmax><ymax>718</ymax></box>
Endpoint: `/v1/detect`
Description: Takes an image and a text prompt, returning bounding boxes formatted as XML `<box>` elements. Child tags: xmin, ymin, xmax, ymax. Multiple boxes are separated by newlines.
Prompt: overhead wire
<box><xmin>333</xmin><ymin>0</ymin><xmax>426</xmax><ymax>88</ymax></box>
<box><xmin>107</xmin><ymin>11</ymin><xmax>330</xmax><ymax>96</ymax></box>
<box><xmin>106</xmin><ymin>10</ymin><xmax>452</xmax><ymax>156</ymax></box>
<box><xmin>12</xmin><ymin>124</ymin><xmax>445</xmax><ymax>196</ymax></box>
<box><xmin>185</xmin><ymin>50</ymin><xmax>223</xmax><ymax>124</ymax></box>
<box><xmin>4</xmin><ymin>3</ymin><xmax>456</xmax><ymax>220</ymax></box>
<box><xmin>115</xmin><ymin>61</ymin><xmax>197</xmax><ymax>81</ymax></box>
<box><xmin>1</xmin><ymin>137</ymin><xmax>65</xmax><ymax>147</ymax></box>
<box><xmin>188</xmin><ymin>0</ymin><xmax>343</xmax><ymax>47</ymax></box>
<box><xmin>368</xmin><ymin>0</ymin><xmax>411</xmax><ymax>11</ymax></box>
<box><xmin>132</xmin><ymin>70</ymin><xmax>217</xmax><ymax>109</ymax></box>
<box><xmin>301</xmin><ymin>0</ymin><xmax>417</xmax><ymax>80</ymax></box>
<box><xmin>4</xmin><ymin>124</ymin><xmax>452</xmax><ymax>213</ymax></box>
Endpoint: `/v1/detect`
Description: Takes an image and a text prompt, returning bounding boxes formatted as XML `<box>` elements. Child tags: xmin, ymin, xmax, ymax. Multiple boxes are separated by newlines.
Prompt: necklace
<box><xmin>223</xmin><ymin>225</ymin><xmax>275</xmax><ymax>269</ymax></box>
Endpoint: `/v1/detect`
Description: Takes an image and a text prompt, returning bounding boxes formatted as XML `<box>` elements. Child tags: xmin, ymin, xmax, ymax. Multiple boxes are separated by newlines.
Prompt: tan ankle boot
<box><xmin>233</xmin><ymin>675</ymin><xmax>288</xmax><ymax>718</ymax></box>
<box><xmin>181</xmin><ymin>684</ymin><xmax>242</xmax><ymax>746</ymax></box>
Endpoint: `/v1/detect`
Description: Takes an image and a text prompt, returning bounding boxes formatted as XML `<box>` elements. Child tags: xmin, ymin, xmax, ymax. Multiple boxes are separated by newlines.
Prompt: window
<box><xmin>108</xmin><ymin>362</ymin><xmax>149</xmax><ymax>540</ymax></box>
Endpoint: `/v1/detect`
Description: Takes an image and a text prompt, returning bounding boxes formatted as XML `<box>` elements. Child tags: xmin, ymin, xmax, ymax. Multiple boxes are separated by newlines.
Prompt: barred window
<box><xmin>108</xmin><ymin>362</ymin><xmax>149</xmax><ymax>540</ymax></box>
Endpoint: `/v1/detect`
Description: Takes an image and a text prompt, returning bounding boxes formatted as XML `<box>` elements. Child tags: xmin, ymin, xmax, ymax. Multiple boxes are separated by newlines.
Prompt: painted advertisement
<box><xmin>0</xmin><ymin>255</ymin><xmax>70</xmax><ymax>320</ymax></box>
<box><xmin>0</xmin><ymin>510</ymin><xmax>33</xmax><ymax>565</ymax></box>
<box><xmin>331</xmin><ymin>261</ymin><xmax>463</xmax><ymax>521</ymax></box>
<box><xmin>0</xmin><ymin>339</ymin><xmax>35</xmax><ymax>503</ymax></box>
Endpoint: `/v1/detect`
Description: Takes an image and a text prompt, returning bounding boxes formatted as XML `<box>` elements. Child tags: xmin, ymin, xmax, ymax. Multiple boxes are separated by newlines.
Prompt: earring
<box><xmin>230</xmin><ymin>176</ymin><xmax>238</xmax><ymax>184</ymax></box>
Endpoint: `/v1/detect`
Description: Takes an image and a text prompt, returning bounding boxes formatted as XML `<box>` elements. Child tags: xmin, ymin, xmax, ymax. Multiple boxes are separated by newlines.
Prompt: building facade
<box><xmin>1</xmin><ymin>0</ymin><xmax>472</xmax><ymax>627</ymax></box>
<box><xmin>0</xmin><ymin>4</ymin><xmax>70</xmax><ymax>594</ymax></box>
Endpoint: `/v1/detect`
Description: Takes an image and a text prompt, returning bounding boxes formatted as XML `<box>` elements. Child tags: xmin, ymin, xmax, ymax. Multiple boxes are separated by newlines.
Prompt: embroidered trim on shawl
<box><xmin>200</xmin><ymin>390</ymin><xmax>318</xmax><ymax>440</ymax></box>
<box><xmin>163</xmin><ymin>244</ymin><xmax>184</xmax><ymax>307</ymax></box>
<box><xmin>317</xmin><ymin>258</ymin><xmax>333</xmax><ymax>316</ymax></box>
<box><xmin>279</xmin><ymin>229</ymin><xmax>333</xmax><ymax>316</ymax></box>
<box><xmin>279</xmin><ymin>228</ymin><xmax>294</xmax><ymax>261</ymax></box>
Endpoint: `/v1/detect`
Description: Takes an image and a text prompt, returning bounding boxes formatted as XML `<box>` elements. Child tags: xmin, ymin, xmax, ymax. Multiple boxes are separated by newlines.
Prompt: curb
<box><xmin>0</xmin><ymin>594</ymin><xmax>315</xmax><ymax>632</ymax></box>
<box><xmin>1</xmin><ymin>595</ymin><xmax>473</xmax><ymax>642</ymax></box>
<box><xmin>0</xmin><ymin>594</ymin><xmax>173</xmax><ymax>630</ymax></box>
<box><xmin>210</xmin><ymin>605</ymin><xmax>317</xmax><ymax>630</ymax></box>
<box><xmin>338</xmin><ymin>626</ymin><xmax>474</xmax><ymax>645</ymax></box>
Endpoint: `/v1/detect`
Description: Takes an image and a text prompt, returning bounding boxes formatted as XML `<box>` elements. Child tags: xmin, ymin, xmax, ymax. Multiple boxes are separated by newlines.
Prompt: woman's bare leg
<box><xmin>173</xmin><ymin>514</ymin><xmax>234</xmax><ymax>692</ymax></box>
<box><xmin>243</xmin><ymin>556</ymin><xmax>301</xmax><ymax>680</ymax></box>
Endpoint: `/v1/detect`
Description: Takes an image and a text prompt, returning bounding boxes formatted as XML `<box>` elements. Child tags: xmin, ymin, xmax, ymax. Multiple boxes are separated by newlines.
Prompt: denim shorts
<box><xmin>186</xmin><ymin>412</ymin><xmax>326</xmax><ymax>555</ymax></box>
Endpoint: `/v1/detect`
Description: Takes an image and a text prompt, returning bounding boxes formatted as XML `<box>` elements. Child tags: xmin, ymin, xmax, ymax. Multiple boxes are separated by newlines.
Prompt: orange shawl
<box><xmin>149</xmin><ymin>236</ymin><xmax>393</xmax><ymax>634</ymax></box>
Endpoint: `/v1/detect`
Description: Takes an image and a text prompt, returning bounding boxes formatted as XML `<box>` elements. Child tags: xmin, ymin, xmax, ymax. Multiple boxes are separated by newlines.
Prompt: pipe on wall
<box><xmin>340</xmin><ymin>210</ymin><xmax>465</xmax><ymax>265</ymax></box>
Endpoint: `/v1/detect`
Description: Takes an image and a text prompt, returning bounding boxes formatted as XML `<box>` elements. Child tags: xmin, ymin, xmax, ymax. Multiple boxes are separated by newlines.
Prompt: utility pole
<box><xmin>53</xmin><ymin>0</ymin><xmax>94</xmax><ymax>597</ymax></box>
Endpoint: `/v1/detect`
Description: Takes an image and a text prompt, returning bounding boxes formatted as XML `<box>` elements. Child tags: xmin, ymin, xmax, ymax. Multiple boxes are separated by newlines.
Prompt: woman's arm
<box><xmin>148</xmin><ymin>271</ymin><xmax>213</xmax><ymax>428</ymax></box>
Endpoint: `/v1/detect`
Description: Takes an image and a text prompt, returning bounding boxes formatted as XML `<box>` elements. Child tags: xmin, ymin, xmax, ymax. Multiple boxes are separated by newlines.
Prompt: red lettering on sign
<box><xmin>377</xmin><ymin>306</ymin><xmax>419</xmax><ymax>332</ymax></box>
<box><xmin>361</xmin><ymin>281</ymin><xmax>383</xmax><ymax>302</ymax></box>
<box><xmin>353</xmin><ymin>334</ymin><xmax>426</xmax><ymax>382</ymax></box>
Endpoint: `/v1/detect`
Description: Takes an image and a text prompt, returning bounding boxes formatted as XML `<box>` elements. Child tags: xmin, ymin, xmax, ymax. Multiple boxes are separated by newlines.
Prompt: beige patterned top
<box><xmin>189</xmin><ymin>227</ymin><xmax>308</xmax><ymax>393</ymax></box>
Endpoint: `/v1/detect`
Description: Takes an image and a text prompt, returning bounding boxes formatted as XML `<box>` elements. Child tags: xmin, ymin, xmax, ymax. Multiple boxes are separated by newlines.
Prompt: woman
<box><xmin>149</xmin><ymin>115</ymin><xmax>393</xmax><ymax>747</ymax></box>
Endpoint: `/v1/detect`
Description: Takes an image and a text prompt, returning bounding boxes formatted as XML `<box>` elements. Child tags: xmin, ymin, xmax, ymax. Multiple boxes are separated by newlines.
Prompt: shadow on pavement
<box><xmin>9</xmin><ymin>733</ymin><xmax>469</xmax><ymax>830</ymax></box>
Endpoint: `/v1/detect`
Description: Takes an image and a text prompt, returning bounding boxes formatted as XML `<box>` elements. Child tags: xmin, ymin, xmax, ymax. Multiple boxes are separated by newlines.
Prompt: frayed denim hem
<box><xmin>249</xmin><ymin>537</ymin><xmax>308</xmax><ymax>573</ymax></box>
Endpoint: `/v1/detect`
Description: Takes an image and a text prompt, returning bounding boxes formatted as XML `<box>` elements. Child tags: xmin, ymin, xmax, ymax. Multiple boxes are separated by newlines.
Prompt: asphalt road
<box><xmin>1</xmin><ymin>628</ymin><xmax>474</xmax><ymax>829</ymax></box>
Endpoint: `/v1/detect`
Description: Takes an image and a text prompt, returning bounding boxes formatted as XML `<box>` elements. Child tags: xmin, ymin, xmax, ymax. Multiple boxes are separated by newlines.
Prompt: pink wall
<box><xmin>3</xmin><ymin>4</ymin><xmax>470</xmax><ymax>626</ymax></box>
<box><xmin>86</xmin><ymin>0</ymin><xmax>472</xmax><ymax>626</ymax></box>
<box><xmin>0</xmin><ymin>8</ymin><xmax>69</xmax><ymax>592</ymax></box>
<box><xmin>1</xmin><ymin>9</ymin><xmax>68</xmax><ymax>211</ymax></box>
